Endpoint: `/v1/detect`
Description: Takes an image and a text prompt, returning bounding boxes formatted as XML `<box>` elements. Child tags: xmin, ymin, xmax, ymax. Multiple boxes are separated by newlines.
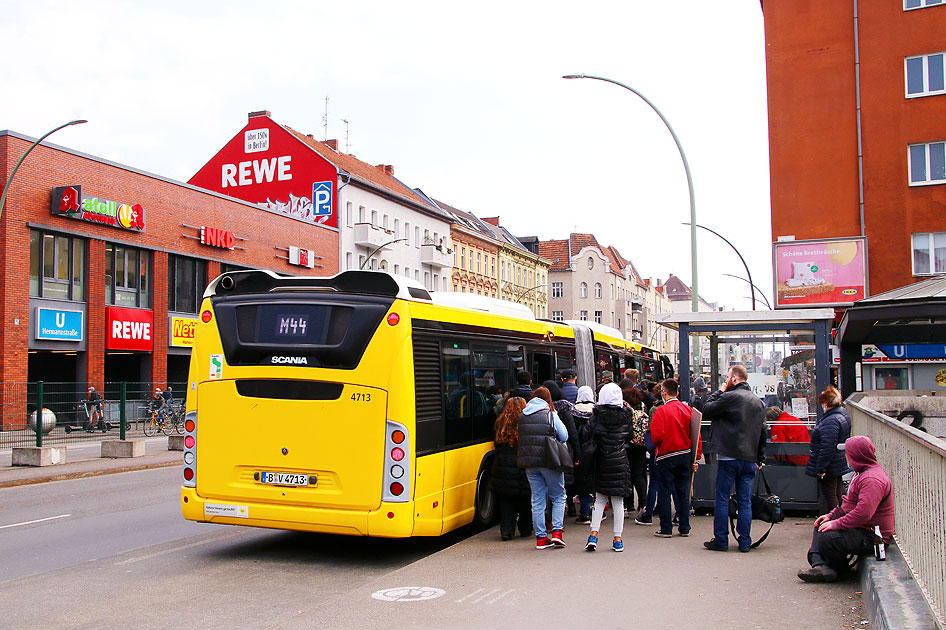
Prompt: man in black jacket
<box><xmin>700</xmin><ymin>365</ymin><xmax>766</xmax><ymax>553</ymax></box>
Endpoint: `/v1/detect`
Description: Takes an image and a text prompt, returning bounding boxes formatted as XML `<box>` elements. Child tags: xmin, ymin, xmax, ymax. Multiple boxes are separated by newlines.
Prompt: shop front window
<box><xmin>106</xmin><ymin>244</ymin><xmax>150</xmax><ymax>308</ymax></box>
<box><xmin>168</xmin><ymin>254</ymin><xmax>207</xmax><ymax>314</ymax></box>
<box><xmin>29</xmin><ymin>229</ymin><xmax>85</xmax><ymax>300</ymax></box>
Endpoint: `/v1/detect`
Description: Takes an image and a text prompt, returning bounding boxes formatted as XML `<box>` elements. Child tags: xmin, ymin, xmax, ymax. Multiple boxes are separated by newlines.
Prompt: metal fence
<box><xmin>847</xmin><ymin>393</ymin><xmax>946</xmax><ymax>627</ymax></box>
<box><xmin>0</xmin><ymin>381</ymin><xmax>186</xmax><ymax>449</ymax></box>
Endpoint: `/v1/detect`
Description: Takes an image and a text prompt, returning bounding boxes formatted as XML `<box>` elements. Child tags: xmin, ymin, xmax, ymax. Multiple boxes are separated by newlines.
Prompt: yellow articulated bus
<box><xmin>180</xmin><ymin>270</ymin><xmax>669</xmax><ymax>537</ymax></box>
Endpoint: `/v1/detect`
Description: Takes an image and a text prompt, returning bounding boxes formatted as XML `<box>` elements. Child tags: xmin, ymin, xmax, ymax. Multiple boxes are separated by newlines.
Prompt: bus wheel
<box><xmin>473</xmin><ymin>466</ymin><xmax>497</xmax><ymax>530</ymax></box>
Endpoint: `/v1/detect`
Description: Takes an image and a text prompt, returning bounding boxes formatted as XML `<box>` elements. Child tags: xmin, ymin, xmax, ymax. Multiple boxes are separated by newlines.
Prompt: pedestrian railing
<box><xmin>846</xmin><ymin>393</ymin><xmax>946</xmax><ymax>626</ymax></box>
<box><xmin>0</xmin><ymin>381</ymin><xmax>186</xmax><ymax>449</ymax></box>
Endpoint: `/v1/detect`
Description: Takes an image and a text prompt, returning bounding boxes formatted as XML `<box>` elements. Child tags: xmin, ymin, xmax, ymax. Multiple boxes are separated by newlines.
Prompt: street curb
<box><xmin>859</xmin><ymin>542</ymin><xmax>939</xmax><ymax>629</ymax></box>
<box><xmin>0</xmin><ymin>459</ymin><xmax>180</xmax><ymax>489</ymax></box>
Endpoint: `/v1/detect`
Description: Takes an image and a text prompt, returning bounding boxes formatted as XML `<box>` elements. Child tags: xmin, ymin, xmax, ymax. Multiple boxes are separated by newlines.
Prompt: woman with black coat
<box><xmin>489</xmin><ymin>397</ymin><xmax>533</xmax><ymax>540</ymax></box>
<box><xmin>572</xmin><ymin>385</ymin><xmax>596</xmax><ymax>523</ymax></box>
<box><xmin>585</xmin><ymin>383</ymin><xmax>633</xmax><ymax>552</ymax></box>
<box><xmin>806</xmin><ymin>386</ymin><xmax>852</xmax><ymax>513</ymax></box>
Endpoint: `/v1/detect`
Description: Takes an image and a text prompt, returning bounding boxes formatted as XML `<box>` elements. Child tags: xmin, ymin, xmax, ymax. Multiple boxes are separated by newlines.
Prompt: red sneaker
<box><xmin>535</xmin><ymin>536</ymin><xmax>555</xmax><ymax>550</ymax></box>
<box><xmin>550</xmin><ymin>530</ymin><xmax>566</xmax><ymax>548</ymax></box>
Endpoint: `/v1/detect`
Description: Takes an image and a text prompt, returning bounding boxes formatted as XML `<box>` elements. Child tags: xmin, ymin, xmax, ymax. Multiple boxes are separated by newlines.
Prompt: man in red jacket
<box><xmin>650</xmin><ymin>379</ymin><xmax>702</xmax><ymax>538</ymax></box>
<box><xmin>798</xmin><ymin>435</ymin><xmax>895</xmax><ymax>582</ymax></box>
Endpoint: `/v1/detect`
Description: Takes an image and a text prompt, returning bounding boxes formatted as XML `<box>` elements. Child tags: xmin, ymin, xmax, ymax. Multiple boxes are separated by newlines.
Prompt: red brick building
<box><xmin>0</xmin><ymin>129</ymin><xmax>337</xmax><ymax>418</ymax></box>
<box><xmin>765</xmin><ymin>1</ymin><xmax>946</xmax><ymax>296</ymax></box>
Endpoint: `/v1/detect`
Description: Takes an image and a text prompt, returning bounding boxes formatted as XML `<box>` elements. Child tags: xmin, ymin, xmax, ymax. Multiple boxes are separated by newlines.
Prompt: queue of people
<box><xmin>489</xmin><ymin>367</ymin><xmax>895</xmax><ymax>584</ymax></box>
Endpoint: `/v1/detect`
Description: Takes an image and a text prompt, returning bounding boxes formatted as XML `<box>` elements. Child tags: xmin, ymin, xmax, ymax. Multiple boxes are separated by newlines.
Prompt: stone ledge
<box><xmin>859</xmin><ymin>543</ymin><xmax>939</xmax><ymax>630</ymax></box>
<box><xmin>168</xmin><ymin>435</ymin><xmax>185</xmax><ymax>451</ymax></box>
<box><xmin>12</xmin><ymin>446</ymin><xmax>67</xmax><ymax>467</ymax></box>
<box><xmin>101</xmin><ymin>439</ymin><xmax>145</xmax><ymax>458</ymax></box>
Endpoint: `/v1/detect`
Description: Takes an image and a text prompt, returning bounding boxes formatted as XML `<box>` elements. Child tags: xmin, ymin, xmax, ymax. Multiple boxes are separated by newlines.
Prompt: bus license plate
<box><xmin>259</xmin><ymin>472</ymin><xmax>309</xmax><ymax>487</ymax></box>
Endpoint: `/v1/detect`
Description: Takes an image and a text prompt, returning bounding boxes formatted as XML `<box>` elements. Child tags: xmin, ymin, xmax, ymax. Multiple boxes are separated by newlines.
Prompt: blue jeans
<box><xmin>656</xmin><ymin>453</ymin><xmax>692</xmax><ymax>535</ymax></box>
<box><xmin>643</xmin><ymin>453</ymin><xmax>658</xmax><ymax>516</ymax></box>
<box><xmin>579</xmin><ymin>493</ymin><xmax>592</xmax><ymax>518</ymax></box>
<box><xmin>713</xmin><ymin>459</ymin><xmax>757</xmax><ymax>550</ymax></box>
<box><xmin>526</xmin><ymin>467</ymin><xmax>566</xmax><ymax>538</ymax></box>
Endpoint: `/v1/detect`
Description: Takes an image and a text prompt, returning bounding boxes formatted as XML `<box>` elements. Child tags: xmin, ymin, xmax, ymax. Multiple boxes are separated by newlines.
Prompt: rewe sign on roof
<box><xmin>189</xmin><ymin>112</ymin><xmax>339</xmax><ymax>229</ymax></box>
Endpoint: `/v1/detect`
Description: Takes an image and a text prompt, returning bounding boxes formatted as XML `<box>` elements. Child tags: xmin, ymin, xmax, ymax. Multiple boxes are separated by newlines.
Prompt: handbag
<box><xmin>545</xmin><ymin>412</ymin><xmax>574</xmax><ymax>472</ymax></box>
<box><xmin>728</xmin><ymin>468</ymin><xmax>783</xmax><ymax>548</ymax></box>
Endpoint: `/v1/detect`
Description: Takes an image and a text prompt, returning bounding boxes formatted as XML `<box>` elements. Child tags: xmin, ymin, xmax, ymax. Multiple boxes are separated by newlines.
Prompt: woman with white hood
<box><xmin>517</xmin><ymin>386</ymin><xmax>569</xmax><ymax>549</ymax></box>
<box><xmin>585</xmin><ymin>382</ymin><xmax>633</xmax><ymax>552</ymax></box>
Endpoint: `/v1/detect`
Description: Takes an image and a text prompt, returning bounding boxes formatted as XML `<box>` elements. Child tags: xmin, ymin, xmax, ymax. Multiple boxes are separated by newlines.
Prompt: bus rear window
<box><xmin>212</xmin><ymin>293</ymin><xmax>394</xmax><ymax>369</ymax></box>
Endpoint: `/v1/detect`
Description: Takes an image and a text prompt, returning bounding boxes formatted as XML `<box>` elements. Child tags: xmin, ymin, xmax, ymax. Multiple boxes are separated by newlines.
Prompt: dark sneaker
<box><xmin>739</xmin><ymin>546</ymin><xmax>751</xmax><ymax>553</ymax></box>
<box><xmin>797</xmin><ymin>565</ymin><xmax>838</xmax><ymax>583</ymax></box>
<box><xmin>653</xmin><ymin>531</ymin><xmax>672</xmax><ymax>538</ymax></box>
<box><xmin>585</xmin><ymin>535</ymin><xmax>598</xmax><ymax>551</ymax></box>
<box><xmin>679</xmin><ymin>531</ymin><xmax>690</xmax><ymax>537</ymax></box>
<box><xmin>500</xmin><ymin>533</ymin><xmax>512</xmax><ymax>541</ymax></box>
<box><xmin>612</xmin><ymin>539</ymin><xmax>624</xmax><ymax>552</ymax></box>
<box><xmin>703</xmin><ymin>539</ymin><xmax>728</xmax><ymax>552</ymax></box>
<box><xmin>535</xmin><ymin>536</ymin><xmax>555</xmax><ymax>550</ymax></box>
<box><xmin>575</xmin><ymin>515</ymin><xmax>592</xmax><ymax>524</ymax></box>
<box><xmin>550</xmin><ymin>530</ymin><xmax>566</xmax><ymax>548</ymax></box>
<box><xmin>634</xmin><ymin>511</ymin><xmax>653</xmax><ymax>526</ymax></box>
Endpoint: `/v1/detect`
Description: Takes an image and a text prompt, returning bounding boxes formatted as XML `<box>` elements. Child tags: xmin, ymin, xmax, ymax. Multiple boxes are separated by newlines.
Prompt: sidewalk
<box><xmin>0</xmin><ymin>436</ymin><xmax>181</xmax><ymax>488</ymax></box>
<box><xmin>287</xmin><ymin>514</ymin><xmax>869</xmax><ymax>629</ymax></box>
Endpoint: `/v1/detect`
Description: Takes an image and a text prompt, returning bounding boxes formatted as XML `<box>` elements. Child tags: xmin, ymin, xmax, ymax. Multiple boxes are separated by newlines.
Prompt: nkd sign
<box><xmin>200</xmin><ymin>225</ymin><xmax>236</xmax><ymax>249</ymax></box>
<box><xmin>52</xmin><ymin>186</ymin><xmax>145</xmax><ymax>232</ymax></box>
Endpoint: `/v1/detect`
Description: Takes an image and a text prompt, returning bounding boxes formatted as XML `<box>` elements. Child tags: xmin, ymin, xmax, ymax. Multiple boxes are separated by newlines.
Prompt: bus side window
<box><xmin>472</xmin><ymin>344</ymin><xmax>507</xmax><ymax>439</ymax></box>
<box><xmin>508</xmin><ymin>344</ymin><xmax>525</xmax><ymax>384</ymax></box>
<box><xmin>443</xmin><ymin>341</ymin><xmax>474</xmax><ymax>446</ymax></box>
<box><xmin>529</xmin><ymin>350</ymin><xmax>553</xmax><ymax>384</ymax></box>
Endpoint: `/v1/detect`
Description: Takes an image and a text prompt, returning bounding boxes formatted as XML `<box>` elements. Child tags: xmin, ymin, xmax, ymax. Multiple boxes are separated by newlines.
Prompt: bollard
<box><xmin>120</xmin><ymin>381</ymin><xmax>127</xmax><ymax>441</ymax></box>
<box><xmin>35</xmin><ymin>381</ymin><xmax>44</xmax><ymax>448</ymax></box>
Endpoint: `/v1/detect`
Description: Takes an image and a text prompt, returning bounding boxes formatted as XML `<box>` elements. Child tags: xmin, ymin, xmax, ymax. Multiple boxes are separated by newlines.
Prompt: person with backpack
<box><xmin>584</xmin><ymin>383</ymin><xmax>633</xmax><ymax>552</ymax></box>
<box><xmin>622</xmin><ymin>387</ymin><xmax>650</xmax><ymax>514</ymax></box>
<box><xmin>517</xmin><ymin>387</ymin><xmax>569</xmax><ymax>549</ymax></box>
<box><xmin>806</xmin><ymin>386</ymin><xmax>852</xmax><ymax>514</ymax></box>
<box><xmin>543</xmin><ymin>381</ymin><xmax>581</xmax><ymax>517</ymax></box>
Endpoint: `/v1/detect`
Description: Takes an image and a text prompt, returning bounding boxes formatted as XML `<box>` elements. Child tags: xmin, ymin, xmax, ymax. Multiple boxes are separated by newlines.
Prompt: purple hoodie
<box><xmin>828</xmin><ymin>436</ymin><xmax>896</xmax><ymax>542</ymax></box>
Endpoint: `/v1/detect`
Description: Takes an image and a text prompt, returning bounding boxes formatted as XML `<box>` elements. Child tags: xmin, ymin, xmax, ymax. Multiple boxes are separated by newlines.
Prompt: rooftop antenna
<box><xmin>342</xmin><ymin>118</ymin><xmax>350</xmax><ymax>152</ymax></box>
<box><xmin>322</xmin><ymin>96</ymin><xmax>329</xmax><ymax>141</ymax></box>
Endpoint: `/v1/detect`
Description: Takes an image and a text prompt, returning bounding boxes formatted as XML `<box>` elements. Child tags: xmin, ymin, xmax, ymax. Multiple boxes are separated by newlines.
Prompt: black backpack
<box><xmin>728</xmin><ymin>468</ymin><xmax>784</xmax><ymax>548</ymax></box>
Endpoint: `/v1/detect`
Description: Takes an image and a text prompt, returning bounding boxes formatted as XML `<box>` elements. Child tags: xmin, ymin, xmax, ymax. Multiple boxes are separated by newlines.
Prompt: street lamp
<box><xmin>563</xmin><ymin>74</ymin><xmax>698</xmax><ymax>313</ymax></box>
<box><xmin>683</xmin><ymin>222</ymin><xmax>756</xmax><ymax>310</ymax></box>
<box><xmin>0</xmin><ymin>120</ymin><xmax>88</xmax><ymax>221</ymax></box>
<box><xmin>512</xmin><ymin>283</ymin><xmax>547</xmax><ymax>304</ymax></box>
<box><xmin>359</xmin><ymin>238</ymin><xmax>407</xmax><ymax>269</ymax></box>
<box><xmin>722</xmin><ymin>273</ymin><xmax>772</xmax><ymax>309</ymax></box>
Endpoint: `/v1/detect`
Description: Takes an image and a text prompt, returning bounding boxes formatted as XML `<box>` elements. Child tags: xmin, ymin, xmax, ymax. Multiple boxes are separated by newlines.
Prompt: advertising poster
<box><xmin>773</xmin><ymin>237</ymin><xmax>867</xmax><ymax>308</ymax></box>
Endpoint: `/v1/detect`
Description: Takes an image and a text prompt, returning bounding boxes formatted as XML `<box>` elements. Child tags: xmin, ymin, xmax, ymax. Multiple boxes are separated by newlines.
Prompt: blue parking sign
<box><xmin>312</xmin><ymin>181</ymin><xmax>333</xmax><ymax>217</ymax></box>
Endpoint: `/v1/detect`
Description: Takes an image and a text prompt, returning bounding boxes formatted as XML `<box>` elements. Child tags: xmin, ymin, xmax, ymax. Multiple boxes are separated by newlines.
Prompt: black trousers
<box><xmin>626</xmin><ymin>444</ymin><xmax>648</xmax><ymax>510</ymax></box>
<box><xmin>818</xmin><ymin>476</ymin><xmax>845</xmax><ymax>514</ymax></box>
<box><xmin>498</xmin><ymin>495</ymin><xmax>533</xmax><ymax>537</ymax></box>
<box><xmin>807</xmin><ymin>525</ymin><xmax>875</xmax><ymax>571</ymax></box>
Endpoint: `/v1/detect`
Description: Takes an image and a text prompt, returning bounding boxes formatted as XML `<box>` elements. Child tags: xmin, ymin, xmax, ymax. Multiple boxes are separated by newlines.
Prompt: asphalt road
<box><xmin>0</xmin><ymin>467</ymin><xmax>469</xmax><ymax>629</ymax></box>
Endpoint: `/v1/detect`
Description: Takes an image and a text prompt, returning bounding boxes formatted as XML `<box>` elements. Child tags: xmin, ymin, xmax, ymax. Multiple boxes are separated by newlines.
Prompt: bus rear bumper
<box><xmin>181</xmin><ymin>487</ymin><xmax>416</xmax><ymax>537</ymax></box>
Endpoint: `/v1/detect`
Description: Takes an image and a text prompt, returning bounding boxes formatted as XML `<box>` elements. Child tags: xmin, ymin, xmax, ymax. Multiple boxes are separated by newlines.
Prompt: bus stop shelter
<box><xmin>656</xmin><ymin>308</ymin><xmax>835</xmax><ymax>511</ymax></box>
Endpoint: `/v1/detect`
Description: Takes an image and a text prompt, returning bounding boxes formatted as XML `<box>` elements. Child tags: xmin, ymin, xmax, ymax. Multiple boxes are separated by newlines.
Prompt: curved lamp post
<box><xmin>360</xmin><ymin>237</ymin><xmax>407</xmax><ymax>269</ymax></box>
<box><xmin>513</xmin><ymin>283</ymin><xmax>547</xmax><ymax>304</ymax></box>
<box><xmin>1</xmin><ymin>120</ymin><xmax>88</xmax><ymax>221</ymax></box>
<box><xmin>683</xmin><ymin>222</ymin><xmax>756</xmax><ymax>310</ymax></box>
<box><xmin>722</xmin><ymin>273</ymin><xmax>771</xmax><ymax>309</ymax></box>
<box><xmin>563</xmin><ymin>74</ymin><xmax>698</xmax><ymax>313</ymax></box>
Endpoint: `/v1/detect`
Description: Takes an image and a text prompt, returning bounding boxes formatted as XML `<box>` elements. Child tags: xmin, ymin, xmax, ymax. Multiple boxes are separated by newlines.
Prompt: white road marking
<box><xmin>454</xmin><ymin>587</ymin><xmax>484</xmax><ymax>603</ymax></box>
<box><xmin>487</xmin><ymin>589</ymin><xmax>516</xmax><ymax>604</ymax></box>
<box><xmin>470</xmin><ymin>588</ymin><xmax>501</xmax><ymax>604</ymax></box>
<box><xmin>0</xmin><ymin>514</ymin><xmax>72</xmax><ymax>529</ymax></box>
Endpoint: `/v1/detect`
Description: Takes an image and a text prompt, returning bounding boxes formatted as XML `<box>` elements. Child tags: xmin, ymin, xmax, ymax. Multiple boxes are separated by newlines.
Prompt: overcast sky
<box><xmin>1</xmin><ymin>0</ymin><xmax>772</xmax><ymax>310</ymax></box>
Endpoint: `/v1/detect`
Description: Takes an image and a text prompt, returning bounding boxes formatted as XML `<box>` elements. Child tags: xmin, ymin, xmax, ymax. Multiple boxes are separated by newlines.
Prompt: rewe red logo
<box><xmin>106</xmin><ymin>307</ymin><xmax>154</xmax><ymax>351</ymax></box>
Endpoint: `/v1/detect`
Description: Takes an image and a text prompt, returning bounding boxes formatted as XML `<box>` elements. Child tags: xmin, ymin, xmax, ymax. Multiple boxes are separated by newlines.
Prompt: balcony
<box><xmin>353</xmin><ymin>222</ymin><xmax>396</xmax><ymax>249</ymax></box>
<box><xmin>421</xmin><ymin>243</ymin><xmax>452</xmax><ymax>268</ymax></box>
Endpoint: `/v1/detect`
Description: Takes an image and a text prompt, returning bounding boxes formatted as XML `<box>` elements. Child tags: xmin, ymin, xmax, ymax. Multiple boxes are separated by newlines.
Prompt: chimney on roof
<box><xmin>481</xmin><ymin>217</ymin><xmax>500</xmax><ymax>226</ymax></box>
<box><xmin>248</xmin><ymin>110</ymin><xmax>271</xmax><ymax>119</ymax></box>
<box><xmin>306</xmin><ymin>134</ymin><xmax>314</xmax><ymax>139</ymax></box>
<box><xmin>375</xmin><ymin>164</ymin><xmax>394</xmax><ymax>176</ymax></box>
<box><xmin>325</xmin><ymin>139</ymin><xmax>339</xmax><ymax>151</ymax></box>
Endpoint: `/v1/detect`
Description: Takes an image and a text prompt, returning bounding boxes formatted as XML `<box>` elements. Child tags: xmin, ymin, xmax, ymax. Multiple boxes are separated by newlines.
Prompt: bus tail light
<box><xmin>183</xmin><ymin>410</ymin><xmax>197</xmax><ymax>488</ymax></box>
<box><xmin>382</xmin><ymin>420</ymin><xmax>410</xmax><ymax>503</ymax></box>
